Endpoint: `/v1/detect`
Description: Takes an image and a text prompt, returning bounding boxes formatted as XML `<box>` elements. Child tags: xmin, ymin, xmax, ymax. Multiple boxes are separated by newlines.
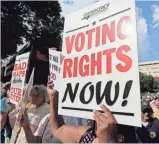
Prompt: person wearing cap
<box><xmin>136</xmin><ymin>104</ymin><xmax>159</xmax><ymax>142</ymax></box>
<box><xmin>152</xmin><ymin>96</ymin><xmax>159</xmax><ymax>119</ymax></box>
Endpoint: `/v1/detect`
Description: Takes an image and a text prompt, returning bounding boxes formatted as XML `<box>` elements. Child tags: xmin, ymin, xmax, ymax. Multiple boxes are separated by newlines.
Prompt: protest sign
<box><xmin>58</xmin><ymin>0</ymin><xmax>141</xmax><ymax>126</ymax></box>
<box><xmin>10</xmin><ymin>68</ymin><xmax>34</xmax><ymax>143</ymax></box>
<box><xmin>49</xmin><ymin>49</ymin><xmax>62</xmax><ymax>91</ymax></box>
<box><xmin>9</xmin><ymin>52</ymin><xmax>30</xmax><ymax>105</ymax></box>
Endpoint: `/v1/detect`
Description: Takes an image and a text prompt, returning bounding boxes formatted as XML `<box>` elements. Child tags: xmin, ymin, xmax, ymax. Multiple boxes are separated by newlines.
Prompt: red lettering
<box><xmin>17</xmin><ymin>89</ymin><xmax>22</xmax><ymax>96</ymax></box>
<box><xmin>86</xmin><ymin>28</ymin><xmax>95</xmax><ymax>49</ymax></box>
<box><xmin>65</xmin><ymin>35</ymin><xmax>75</xmax><ymax>54</ymax></box>
<box><xmin>102</xmin><ymin>20</ymin><xmax>115</xmax><ymax>45</ymax></box>
<box><xmin>14</xmin><ymin>64</ymin><xmax>18</xmax><ymax>70</ymax></box>
<box><xmin>73</xmin><ymin>57</ymin><xmax>78</xmax><ymax>77</ymax></box>
<box><xmin>116</xmin><ymin>45</ymin><xmax>132</xmax><ymax>72</ymax></box>
<box><xmin>22</xmin><ymin>62</ymin><xmax>27</xmax><ymax>69</ymax></box>
<box><xmin>63</xmin><ymin>58</ymin><xmax>73</xmax><ymax>78</ymax></box>
<box><xmin>75</xmin><ymin>32</ymin><xmax>85</xmax><ymax>52</ymax></box>
<box><xmin>103</xmin><ymin>48</ymin><xmax>116</xmax><ymax>74</ymax></box>
<box><xmin>96</xmin><ymin>26</ymin><xmax>100</xmax><ymax>47</ymax></box>
<box><xmin>117</xmin><ymin>16</ymin><xmax>131</xmax><ymax>40</ymax></box>
<box><xmin>91</xmin><ymin>52</ymin><xmax>102</xmax><ymax>76</ymax></box>
<box><xmin>79</xmin><ymin>55</ymin><xmax>89</xmax><ymax>77</ymax></box>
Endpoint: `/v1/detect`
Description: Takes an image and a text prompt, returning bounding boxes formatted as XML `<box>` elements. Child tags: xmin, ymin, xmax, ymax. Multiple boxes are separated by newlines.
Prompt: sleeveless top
<box><xmin>79</xmin><ymin>128</ymin><xmax>95</xmax><ymax>143</ymax></box>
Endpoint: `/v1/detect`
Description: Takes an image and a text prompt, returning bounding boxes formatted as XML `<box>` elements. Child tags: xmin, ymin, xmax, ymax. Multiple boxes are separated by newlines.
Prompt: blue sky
<box><xmin>136</xmin><ymin>1</ymin><xmax>159</xmax><ymax>62</ymax></box>
<box><xmin>59</xmin><ymin>0</ymin><xmax>159</xmax><ymax>62</ymax></box>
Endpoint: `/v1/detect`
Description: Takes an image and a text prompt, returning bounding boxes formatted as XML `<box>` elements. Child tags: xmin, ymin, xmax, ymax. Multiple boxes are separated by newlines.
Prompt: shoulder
<box><xmin>1</xmin><ymin>97</ymin><xmax>7</xmax><ymax>103</ymax></box>
<box><xmin>41</xmin><ymin>114</ymin><xmax>50</xmax><ymax>123</ymax></box>
<box><xmin>153</xmin><ymin>118</ymin><xmax>159</xmax><ymax>125</ymax></box>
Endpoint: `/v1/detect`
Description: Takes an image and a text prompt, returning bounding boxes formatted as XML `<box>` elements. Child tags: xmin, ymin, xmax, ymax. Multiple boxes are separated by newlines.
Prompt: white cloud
<box><xmin>151</xmin><ymin>5</ymin><xmax>159</xmax><ymax>28</ymax></box>
<box><xmin>136</xmin><ymin>7</ymin><xmax>150</xmax><ymax>59</ymax></box>
<box><xmin>59</xmin><ymin>0</ymin><xmax>98</xmax><ymax>16</ymax></box>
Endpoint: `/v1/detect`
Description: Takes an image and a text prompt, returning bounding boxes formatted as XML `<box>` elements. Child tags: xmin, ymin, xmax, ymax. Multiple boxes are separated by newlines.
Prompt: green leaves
<box><xmin>139</xmin><ymin>72</ymin><xmax>158</xmax><ymax>92</ymax></box>
<box><xmin>1</xmin><ymin>1</ymin><xmax>64</xmax><ymax>58</ymax></box>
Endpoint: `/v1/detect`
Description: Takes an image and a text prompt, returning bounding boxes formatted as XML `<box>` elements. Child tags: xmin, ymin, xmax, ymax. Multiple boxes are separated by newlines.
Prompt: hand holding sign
<box><xmin>59</xmin><ymin>0</ymin><xmax>141</xmax><ymax>127</ymax></box>
<box><xmin>93</xmin><ymin>105</ymin><xmax>117</xmax><ymax>143</ymax></box>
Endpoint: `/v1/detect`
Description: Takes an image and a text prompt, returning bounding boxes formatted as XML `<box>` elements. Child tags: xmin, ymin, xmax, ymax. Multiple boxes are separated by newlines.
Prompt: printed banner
<box><xmin>9</xmin><ymin>52</ymin><xmax>30</xmax><ymax>105</ymax></box>
<box><xmin>59</xmin><ymin>0</ymin><xmax>141</xmax><ymax>127</ymax></box>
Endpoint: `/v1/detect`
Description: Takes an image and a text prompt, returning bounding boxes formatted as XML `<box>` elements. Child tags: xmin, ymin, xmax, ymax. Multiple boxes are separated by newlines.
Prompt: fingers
<box><xmin>48</xmin><ymin>75</ymin><xmax>50</xmax><ymax>82</ymax></box>
<box><xmin>100</xmin><ymin>104</ymin><xmax>115</xmax><ymax>120</ymax></box>
<box><xmin>93</xmin><ymin>110</ymin><xmax>106</xmax><ymax>123</ymax></box>
<box><xmin>93</xmin><ymin>110</ymin><xmax>103</xmax><ymax>124</ymax></box>
<box><xmin>100</xmin><ymin>104</ymin><xmax>111</xmax><ymax>115</ymax></box>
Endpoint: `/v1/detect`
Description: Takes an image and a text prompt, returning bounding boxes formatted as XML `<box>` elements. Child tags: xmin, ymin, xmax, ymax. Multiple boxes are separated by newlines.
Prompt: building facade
<box><xmin>139</xmin><ymin>60</ymin><xmax>159</xmax><ymax>77</ymax></box>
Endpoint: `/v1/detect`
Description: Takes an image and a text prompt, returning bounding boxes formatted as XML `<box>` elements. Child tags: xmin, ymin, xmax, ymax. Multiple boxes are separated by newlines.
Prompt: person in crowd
<box><xmin>48</xmin><ymin>80</ymin><xmax>118</xmax><ymax>143</ymax></box>
<box><xmin>15</xmin><ymin>85</ymin><xmax>50</xmax><ymax>143</ymax></box>
<box><xmin>1</xmin><ymin>86</ymin><xmax>9</xmax><ymax>143</ymax></box>
<box><xmin>18</xmin><ymin>78</ymin><xmax>93</xmax><ymax>143</ymax></box>
<box><xmin>152</xmin><ymin>96</ymin><xmax>159</xmax><ymax>119</ymax></box>
<box><xmin>117</xmin><ymin>124</ymin><xmax>137</xmax><ymax>143</ymax></box>
<box><xmin>136</xmin><ymin>104</ymin><xmax>159</xmax><ymax>142</ymax></box>
<box><xmin>1</xmin><ymin>86</ymin><xmax>12</xmax><ymax>144</ymax></box>
<box><xmin>19</xmin><ymin>100</ymin><xmax>87</xmax><ymax>143</ymax></box>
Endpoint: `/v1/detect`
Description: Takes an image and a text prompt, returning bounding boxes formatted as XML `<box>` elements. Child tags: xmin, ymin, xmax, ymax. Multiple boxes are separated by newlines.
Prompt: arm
<box><xmin>8</xmin><ymin>109</ymin><xmax>18</xmax><ymax>129</ymax></box>
<box><xmin>48</xmin><ymin>80</ymin><xmax>88</xmax><ymax>143</ymax></box>
<box><xmin>20</xmin><ymin>110</ymin><xmax>42</xmax><ymax>143</ymax></box>
<box><xmin>1</xmin><ymin>112</ymin><xmax>7</xmax><ymax>130</ymax></box>
<box><xmin>93</xmin><ymin>104</ymin><xmax>118</xmax><ymax>143</ymax></box>
<box><xmin>49</xmin><ymin>95</ymin><xmax>88</xmax><ymax>143</ymax></box>
<box><xmin>23</xmin><ymin>124</ymin><xmax>41</xmax><ymax>143</ymax></box>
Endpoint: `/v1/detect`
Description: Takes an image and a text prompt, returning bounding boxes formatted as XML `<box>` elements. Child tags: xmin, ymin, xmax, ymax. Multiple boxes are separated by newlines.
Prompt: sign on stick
<box><xmin>9</xmin><ymin>52</ymin><xmax>30</xmax><ymax>105</ymax></box>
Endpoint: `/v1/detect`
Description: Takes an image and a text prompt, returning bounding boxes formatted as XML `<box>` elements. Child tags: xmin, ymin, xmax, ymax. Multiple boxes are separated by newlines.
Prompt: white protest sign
<box><xmin>49</xmin><ymin>49</ymin><xmax>61</xmax><ymax>91</ymax></box>
<box><xmin>59</xmin><ymin>0</ymin><xmax>141</xmax><ymax>127</ymax></box>
<box><xmin>10</xmin><ymin>68</ymin><xmax>34</xmax><ymax>143</ymax></box>
<box><xmin>9</xmin><ymin>52</ymin><xmax>30</xmax><ymax>105</ymax></box>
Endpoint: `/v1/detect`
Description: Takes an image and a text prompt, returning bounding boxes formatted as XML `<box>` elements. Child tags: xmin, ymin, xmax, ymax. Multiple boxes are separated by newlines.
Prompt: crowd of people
<box><xmin>1</xmin><ymin>79</ymin><xmax>159</xmax><ymax>143</ymax></box>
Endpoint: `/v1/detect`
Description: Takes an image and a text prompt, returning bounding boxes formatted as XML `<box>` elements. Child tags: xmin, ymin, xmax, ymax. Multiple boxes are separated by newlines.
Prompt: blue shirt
<box><xmin>0</xmin><ymin>97</ymin><xmax>9</xmax><ymax>113</ymax></box>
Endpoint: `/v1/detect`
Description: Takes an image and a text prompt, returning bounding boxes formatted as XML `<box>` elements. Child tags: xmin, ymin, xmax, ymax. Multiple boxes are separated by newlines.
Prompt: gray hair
<box><xmin>31</xmin><ymin>85</ymin><xmax>48</xmax><ymax>102</ymax></box>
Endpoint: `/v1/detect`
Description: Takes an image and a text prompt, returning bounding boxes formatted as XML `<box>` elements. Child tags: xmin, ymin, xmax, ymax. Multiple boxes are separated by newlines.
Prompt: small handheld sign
<box><xmin>49</xmin><ymin>49</ymin><xmax>62</xmax><ymax>91</ymax></box>
<box><xmin>9</xmin><ymin>52</ymin><xmax>30</xmax><ymax>105</ymax></box>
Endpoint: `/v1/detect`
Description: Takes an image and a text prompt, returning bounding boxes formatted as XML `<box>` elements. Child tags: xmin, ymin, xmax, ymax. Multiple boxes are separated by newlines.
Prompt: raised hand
<box><xmin>19</xmin><ymin>109</ymin><xmax>30</xmax><ymax>129</ymax></box>
<box><xmin>47</xmin><ymin>76</ymin><xmax>58</xmax><ymax>100</ymax></box>
<box><xmin>93</xmin><ymin>104</ymin><xmax>117</xmax><ymax>143</ymax></box>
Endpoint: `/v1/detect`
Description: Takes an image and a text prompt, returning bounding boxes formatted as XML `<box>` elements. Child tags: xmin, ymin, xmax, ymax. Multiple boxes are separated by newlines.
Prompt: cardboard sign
<box><xmin>49</xmin><ymin>49</ymin><xmax>62</xmax><ymax>91</ymax></box>
<box><xmin>9</xmin><ymin>52</ymin><xmax>30</xmax><ymax>105</ymax></box>
<box><xmin>10</xmin><ymin>68</ymin><xmax>34</xmax><ymax>143</ymax></box>
<box><xmin>59</xmin><ymin>0</ymin><xmax>141</xmax><ymax>127</ymax></box>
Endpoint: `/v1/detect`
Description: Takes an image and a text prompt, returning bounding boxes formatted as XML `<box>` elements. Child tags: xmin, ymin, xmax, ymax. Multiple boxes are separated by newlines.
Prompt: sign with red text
<box><xmin>49</xmin><ymin>49</ymin><xmax>61</xmax><ymax>91</ymax></box>
<box><xmin>59</xmin><ymin>0</ymin><xmax>141</xmax><ymax>127</ymax></box>
<box><xmin>9</xmin><ymin>52</ymin><xmax>30</xmax><ymax>105</ymax></box>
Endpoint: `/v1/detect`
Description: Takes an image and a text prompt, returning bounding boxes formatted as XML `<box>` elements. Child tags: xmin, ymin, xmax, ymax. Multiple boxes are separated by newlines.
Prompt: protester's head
<box><xmin>141</xmin><ymin>104</ymin><xmax>153</xmax><ymax>122</ymax></box>
<box><xmin>29</xmin><ymin>85</ymin><xmax>48</xmax><ymax>107</ymax></box>
<box><xmin>1</xmin><ymin>86</ymin><xmax>7</xmax><ymax>96</ymax></box>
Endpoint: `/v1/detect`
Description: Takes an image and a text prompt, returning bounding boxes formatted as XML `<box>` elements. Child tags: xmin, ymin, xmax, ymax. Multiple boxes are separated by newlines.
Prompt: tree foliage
<box><xmin>140</xmin><ymin>72</ymin><xmax>159</xmax><ymax>92</ymax></box>
<box><xmin>1</xmin><ymin>1</ymin><xmax>64</xmax><ymax>58</ymax></box>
